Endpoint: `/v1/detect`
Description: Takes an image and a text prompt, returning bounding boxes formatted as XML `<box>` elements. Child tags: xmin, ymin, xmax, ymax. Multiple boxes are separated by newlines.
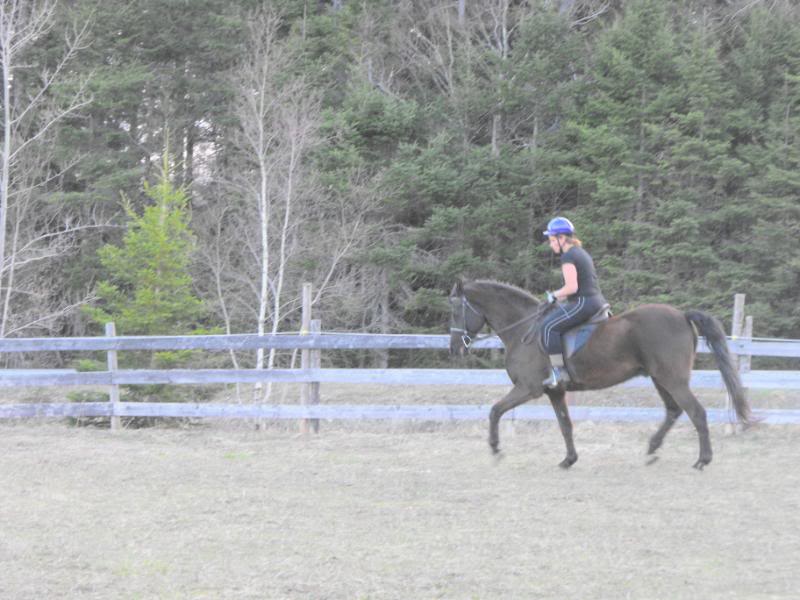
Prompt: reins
<box><xmin>494</xmin><ymin>303</ymin><xmax>550</xmax><ymax>335</ymax></box>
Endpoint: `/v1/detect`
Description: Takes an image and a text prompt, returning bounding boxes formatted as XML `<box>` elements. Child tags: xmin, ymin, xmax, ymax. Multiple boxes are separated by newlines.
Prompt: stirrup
<box><xmin>543</xmin><ymin>367</ymin><xmax>570</xmax><ymax>389</ymax></box>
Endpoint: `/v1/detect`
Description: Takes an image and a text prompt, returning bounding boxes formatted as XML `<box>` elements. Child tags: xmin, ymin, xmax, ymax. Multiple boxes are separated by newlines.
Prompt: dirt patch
<box><xmin>1</xmin><ymin>413</ymin><xmax>799</xmax><ymax>599</ymax></box>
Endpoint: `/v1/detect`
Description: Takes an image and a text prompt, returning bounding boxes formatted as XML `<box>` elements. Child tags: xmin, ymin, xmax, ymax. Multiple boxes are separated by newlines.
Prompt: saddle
<box><xmin>562</xmin><ymin>303</ymin><xmax>612</xmax><ymax>359</ymax></box>
<box><xmin>528</xmin><ymin>303</ymin><xmax>612</xmax><ymax>355</ymax></box>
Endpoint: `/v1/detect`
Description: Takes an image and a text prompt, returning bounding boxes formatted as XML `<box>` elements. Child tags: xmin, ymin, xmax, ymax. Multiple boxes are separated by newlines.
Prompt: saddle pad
<box><xmin>563</xmin><ymin>323</ymin><xmax>598</xmax><ymax>359</ymax></box>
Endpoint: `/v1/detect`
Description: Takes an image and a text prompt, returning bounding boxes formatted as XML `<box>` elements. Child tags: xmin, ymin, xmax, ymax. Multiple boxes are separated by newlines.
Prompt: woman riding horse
<box><xmin>540</xmin><ymin>217</ymin><xmax>608</xmax><ymax>388</ymax></box>
<box><xmin>449</xmin><ymin>278</ymin><xmax>755</xmax><ymax>469</ymax></box>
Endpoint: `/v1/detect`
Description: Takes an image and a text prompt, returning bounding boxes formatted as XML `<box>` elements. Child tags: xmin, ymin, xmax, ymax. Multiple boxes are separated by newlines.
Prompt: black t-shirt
<box><xmin>561</xmin><ymin>246</ymin><xmax>603</xmax><ymax>300</ymax></box>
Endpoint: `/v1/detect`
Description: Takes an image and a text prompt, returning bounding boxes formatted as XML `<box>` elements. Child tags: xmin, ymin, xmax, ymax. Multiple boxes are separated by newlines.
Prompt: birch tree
<box><xmin>228</xmin><ymin>10</ymin><xmax>316</xmax><ymax>377</ymax></box>
<box><xmin>212</xmin><ymin>8</ymin><xmax>369</xmax><ymax>388</ymax></box>
<box><xmin>0</xmin><ymin>0</ymin><xmax>93</xmax><ymax>336</ymax></box>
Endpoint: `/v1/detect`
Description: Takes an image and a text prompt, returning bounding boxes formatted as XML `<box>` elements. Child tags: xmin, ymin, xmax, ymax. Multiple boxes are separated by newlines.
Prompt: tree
<box><xmin>86</xmin><ymin>153</ymin><xmax>204</xmax><ymax>335</ymax></box>
<box><xmin>729</xmin><ymin>6</ymin><xmax>800</xmax><ymax>337</ymax></box>
<box><xmin>0</xmin><ymin>0</ymin><xmax>96</xmax><ymax>337</ymax></box>
<box><xmin>227</xmin><ymin>9</ymin><xmax>320</xmax><ymax>377</ymax></box>
<box><xmin>200</xmin><ymin>7</ymin><xmax>370</xmax><ymax>380</ymax></box>
<box><xmin>4</xmin><ymin>0</ymin><xmax>800</xmax><ymax>353</ymax></box>
<box><xmin>643</xmin><ymin>22</ymin><xmax>746</xmax><ymax>312</ymax></box>
<box><xmin>558</xmin><ymin>0</ymin><xmax>686</xmax><ymax>306</ymax></box>
<box><xmin>382</xmin><ymin>3</ymin><xmax>587</xmax><ymax>302</ymax></box>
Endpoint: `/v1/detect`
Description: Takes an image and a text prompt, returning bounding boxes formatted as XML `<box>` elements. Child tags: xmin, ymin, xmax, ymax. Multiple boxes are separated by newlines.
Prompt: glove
<box><xmin>545</xmin><ymin>291</ymin><xmax>557</xmax><ymax>305</ymax></box>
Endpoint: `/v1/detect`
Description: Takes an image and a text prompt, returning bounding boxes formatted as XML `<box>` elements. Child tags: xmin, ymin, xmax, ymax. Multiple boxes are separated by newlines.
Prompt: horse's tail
<box><xmin>685</xmin><ymin>310</ymin><xmax>754</xmax><ymax>426</ymax></box>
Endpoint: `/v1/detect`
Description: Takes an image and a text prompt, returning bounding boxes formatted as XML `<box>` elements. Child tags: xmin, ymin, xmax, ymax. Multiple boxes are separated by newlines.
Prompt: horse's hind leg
<box><xmin>489</xmin><ymin>385</ymin><xmax>533</xmax><ymax>455</ymax></box>
<box><xmin>658</xmin><ymin>380</ymin><xmax>712</xmax><ymax>469</ymax></box>
<box><xmin>647</xmin><ymin>381</ymin><xmax>684</xmax><ymax>463</ymax></box>
<box><xmin>546</xmin><ymin>388</ymin><xmax>578</xmax><ymax>468</ymax></box>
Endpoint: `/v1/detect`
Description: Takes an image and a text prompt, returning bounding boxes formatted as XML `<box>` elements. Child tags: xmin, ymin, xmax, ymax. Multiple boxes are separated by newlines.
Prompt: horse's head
<box><xmin>448</xmin><ymin>279</ymin><xmax>487</xmax><ymax>357</ymax></box>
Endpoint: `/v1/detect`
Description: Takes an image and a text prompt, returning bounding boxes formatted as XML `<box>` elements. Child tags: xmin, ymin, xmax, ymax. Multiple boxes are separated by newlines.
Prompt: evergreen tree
<box><xmin>724</xmin><ymin>5</ymin><xmax>800</xmax><ymax>336</ymax></box>
<box><xmin>562</xmin><ymin>0</ymin><xmax>685</xmax><ymax>307</ymax></box>
<box><xmin>86</xmin><ymin>154</ymin><xmax>204</xmax><ymax>336</ymax></box>
<box><xmin>651</xmin><ymin>23</ymin><xmax>746</xmax><ymax>313</ymax></box>
<box><xmin>742</xmin><ymin>72</ymin><xmax>800</xmax><ymax>337</ymax></box>
<box><xmin>10</xmin><ymin>0</ymin><xmax>800</xmax><ymax>346</ymax></box>
<box><xmin>381</xmin><ymin>4</ymin><xmax>588</xmax><ymax>308</ymax></box>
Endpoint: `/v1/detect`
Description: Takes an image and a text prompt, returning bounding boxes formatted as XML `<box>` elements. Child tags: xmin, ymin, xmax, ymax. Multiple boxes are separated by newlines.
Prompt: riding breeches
<box><xmin>540</xmin><ymin>295</ymin><xmax>606</xmax><ymax>355</ymax></box>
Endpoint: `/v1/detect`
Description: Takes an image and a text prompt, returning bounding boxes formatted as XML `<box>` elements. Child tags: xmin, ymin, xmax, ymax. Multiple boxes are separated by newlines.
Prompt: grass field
<box><xmin>1</xmin><ymin>383</ymin><xmax>799</xmax><ymax>599</ymax></box>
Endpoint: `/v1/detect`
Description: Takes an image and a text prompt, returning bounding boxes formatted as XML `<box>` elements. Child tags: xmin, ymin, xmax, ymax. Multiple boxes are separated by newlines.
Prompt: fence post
<box><xmin>730</xmin><ymin>294</ymin><xmax>745</xmax><ymax>369</ymax></box>
<box><xmin>735</xmin><ymin>314</ymin><xmax>754</xmax><ymax>435</ymax></box>
<box><xmin>105</xmin><ymin>322</ymin><xmax>120</xmax><ymax>431</ymax></box>
<box><xmin>725</xmin><ymin>294</ymin><xmax>746</xmax><ymax>433</ymax></box>
<box><xmin>308</xmin><ymin>319</ymin><xmax>321</xmax><ymax>433</ymax></box>
<box><xmin>300</xmin><ymin>283</ymin><xmax>320</xmax><ymax>434</ymax></box>
<box><xmin>740</xmin><ymin>315</ymin><xmax>753</xmax><ymax>373</ymax></box>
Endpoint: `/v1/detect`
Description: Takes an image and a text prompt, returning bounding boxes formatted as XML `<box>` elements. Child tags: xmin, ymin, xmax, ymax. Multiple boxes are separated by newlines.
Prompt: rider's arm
<box><xmin>553</xmin><ymin>263</ymin><xmax>579</xmax><ymax>300</ymax></box>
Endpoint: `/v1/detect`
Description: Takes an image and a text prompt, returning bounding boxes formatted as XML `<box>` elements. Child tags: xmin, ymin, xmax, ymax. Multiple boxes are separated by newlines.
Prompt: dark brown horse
<box><xmin>449</xmin><ymin>279</ymin><xmax>754</xmax><ymax>469</ymax></box>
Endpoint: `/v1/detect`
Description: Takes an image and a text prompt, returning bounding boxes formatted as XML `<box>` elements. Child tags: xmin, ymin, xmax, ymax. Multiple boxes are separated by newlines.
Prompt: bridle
<box><xmin>450</xmin><ymin>295</ymin><xmax>484</xmax><ymax>350</ymax></box>
<box><xmin>451</xmin><ymin>293</ymin><xmax>551</xmax><ymax>350</ymax></box>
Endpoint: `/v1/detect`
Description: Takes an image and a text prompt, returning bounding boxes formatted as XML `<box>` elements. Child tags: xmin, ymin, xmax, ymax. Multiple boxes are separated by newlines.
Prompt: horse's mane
<box><xmin>470</xmin><ymin>279</ymin><xmax>541</xmax><ymax>305</ymax></box>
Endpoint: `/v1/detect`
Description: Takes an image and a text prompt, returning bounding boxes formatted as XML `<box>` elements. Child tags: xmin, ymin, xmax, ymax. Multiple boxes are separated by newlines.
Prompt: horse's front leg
<box><xmin>489</xmin><ymin>385</ymin><xmax>533</xmax><ymax>455</ymax></box>
<box><xmin>546</xmin><ymin>388</ymin><xmax>578</xmax><ymax>468</ymax></box>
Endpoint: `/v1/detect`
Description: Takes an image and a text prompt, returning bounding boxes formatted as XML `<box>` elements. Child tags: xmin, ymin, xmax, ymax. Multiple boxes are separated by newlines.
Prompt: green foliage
<box><xmin>74</xmin><ymin>359</ymin><xmax>106</xmax><ymax>372</ymax></box>
<box><xmin>86</xmin><ymin>159</ymin><xmax>205</xmax><ymax>336</ymax></box>
<box><xmin>84</xmin><ymin>156</ymin><xmax>207</xmax><ymax>407</ymax></box>
<box><xmin>33</xmin><ymin>0</ymin><xmax>800</xmax><ymax>348</ymax></box>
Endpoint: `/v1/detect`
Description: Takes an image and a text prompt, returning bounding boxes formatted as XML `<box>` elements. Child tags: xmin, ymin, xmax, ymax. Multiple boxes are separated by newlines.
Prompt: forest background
<box><xmin>1</xmin><ymin>0</ymin><xmax>799</xmax><ymax>371</ymax></box>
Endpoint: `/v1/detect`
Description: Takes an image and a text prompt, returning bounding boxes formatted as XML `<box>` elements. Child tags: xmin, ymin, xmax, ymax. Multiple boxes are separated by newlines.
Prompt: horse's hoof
<box><xmin>741</xmin><ymin>416</ymin><xmax>763</xmax><ymax>431</ymax></box>
<box><xmin>692</xmin><ymin>459</ymin><xmax>710</xmax><ymax>470</ymax></box>
<box><xmin>646</xmin><ymin>455</ymin><xmax>660</xmax><ymax>466</ymax></box>
<box><xmin>558</xmin><ymin>456</ymin><xmax>577</xmax><ymax>469</ymax></box>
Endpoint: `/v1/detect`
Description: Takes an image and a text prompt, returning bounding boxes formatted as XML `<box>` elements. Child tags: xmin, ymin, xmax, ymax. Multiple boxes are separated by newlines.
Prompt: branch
<box><xmin>571</xmin><ymin>2</ymin><xmax>610</xmax><ymax>28</ymax></box>
<box><xmin>4</xmin><ymin>223</ymin><xmax>111</xmax><ymax>270</ymax></box>
<box><xmin>2</xmin><ymin>294</ymin><xmax>96</xmax><ymax>337</ymax></box>
<box><xmin>10</xmin><ymin>17</ymin><xmax>92</xmax><ymax>129</ymax></box>
<box><xmin>10</xmin><ymin>82</ymin><xmax>93</xmax><ymax>160</ymax></box>
<box><xmin>7</xmin><ymin>152</ymin><xmax>84</xmax><ymax>202</ymax></box>
<box><xmin>2</xmin><ymin>0</ymin><xmax>57</xmax><ymax>56</ymax></box>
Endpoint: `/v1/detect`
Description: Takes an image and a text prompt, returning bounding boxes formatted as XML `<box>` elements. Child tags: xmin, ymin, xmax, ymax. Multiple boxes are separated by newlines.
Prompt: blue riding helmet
<box><xmin>543</xmin><ymin>216</ymin><xmax>575</xmax><ymax>237</ymax></box>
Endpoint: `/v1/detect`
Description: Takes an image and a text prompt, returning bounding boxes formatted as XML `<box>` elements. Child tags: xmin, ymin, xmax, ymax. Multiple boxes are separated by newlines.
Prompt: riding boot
<box><xmin>543</xmin><ymin>353</ymin><xmax>570</xmax><ymax>389</ymax></box>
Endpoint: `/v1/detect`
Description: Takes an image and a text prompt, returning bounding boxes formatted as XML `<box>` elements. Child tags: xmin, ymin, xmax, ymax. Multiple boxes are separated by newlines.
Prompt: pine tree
<box><xmin>563</xmin><ymin>0</ymin><xmax>684</xmax><ymax>307</ymax></box>
<box><xmin>86</xmin><ymin>154</ymin><xmax>204</xmax><ymax>336</ymax></box>
<box><xmin>651</xmin><ymin>23</ymin><xmax>746</xmax><ymax>312</ymax></box>
<box><xmin>723</xmin><ymin>5</ymin><xmax>800</xmax><ymax>336</ymax></box>
<box><xmin>741</xmin><ymin>71</ymin><xmax>800</xmax><ymax>337</ymax></box>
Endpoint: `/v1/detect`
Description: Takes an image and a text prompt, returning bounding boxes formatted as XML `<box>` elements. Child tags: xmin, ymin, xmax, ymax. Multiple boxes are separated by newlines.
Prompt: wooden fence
<box><xmin>0</xmin><ymin>329</ymin><xmax>799</xmax><ymax>425</ymax></box>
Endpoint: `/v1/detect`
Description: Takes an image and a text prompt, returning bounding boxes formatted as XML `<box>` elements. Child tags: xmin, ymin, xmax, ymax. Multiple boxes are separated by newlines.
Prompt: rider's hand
<box><xmin>545</xmin><ymin>291</ymin><xmax>557</xmax><ymax>305</ymax></box>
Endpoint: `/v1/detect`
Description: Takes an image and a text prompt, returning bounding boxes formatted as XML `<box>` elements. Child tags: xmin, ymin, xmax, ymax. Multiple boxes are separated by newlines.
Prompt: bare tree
<box><xmin>400</xmin><ymin>0</ymin><xmax>532</xmax><ymax>152</ymax></box>
<box><xmin>228</xmin><ymin>10</ymin><xmax>320</xmax><ymax>381</ymax></box>
<box><xmin>0</xmin><ymin>0</ymin><xmax>94</xmax><ymax>337</ymax></box>
<box><xmin>198</xmin><ymin>8</ymin><xmax>372</xmax><ymax>397</ymax></box>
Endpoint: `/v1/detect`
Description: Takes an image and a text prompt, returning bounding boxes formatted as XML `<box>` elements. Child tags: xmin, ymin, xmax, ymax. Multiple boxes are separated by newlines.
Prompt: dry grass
<box><xmin>1</xmin><ymin>376</ymin><xmax>797</xmax><ymax>411</ymax></box>
<box><xmin>1</xmin><ymin>382</ymin><xmax>799</xmax><ymax>599</ymax></box>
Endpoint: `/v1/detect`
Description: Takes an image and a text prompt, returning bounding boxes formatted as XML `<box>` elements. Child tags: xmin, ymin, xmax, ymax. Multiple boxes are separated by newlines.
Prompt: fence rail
<box><xmin>1</xmin><ymin>331</ymin><xmax>799</xmax><ymax>424</ymax></box>
<box><xmin>2</xmin><ymin>401</ymin><xmax>798</xmax><ymax>425</ymax></box>
<box><xmin>1</xmin><ymin>367</ymin><xmax>800</xmax><ymax>389</ymax></box>
<box><xmin>1</xmin><ymin>332</ymin><xmax>799</xmax><ymax>356</ymax></box>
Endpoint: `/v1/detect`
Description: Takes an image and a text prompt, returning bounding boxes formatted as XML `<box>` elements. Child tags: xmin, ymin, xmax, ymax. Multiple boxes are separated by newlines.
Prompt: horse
<box><xmin>448</xmin><ymin>279</ymin><xmax>754</xmax><ymax>469</ymax></box>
